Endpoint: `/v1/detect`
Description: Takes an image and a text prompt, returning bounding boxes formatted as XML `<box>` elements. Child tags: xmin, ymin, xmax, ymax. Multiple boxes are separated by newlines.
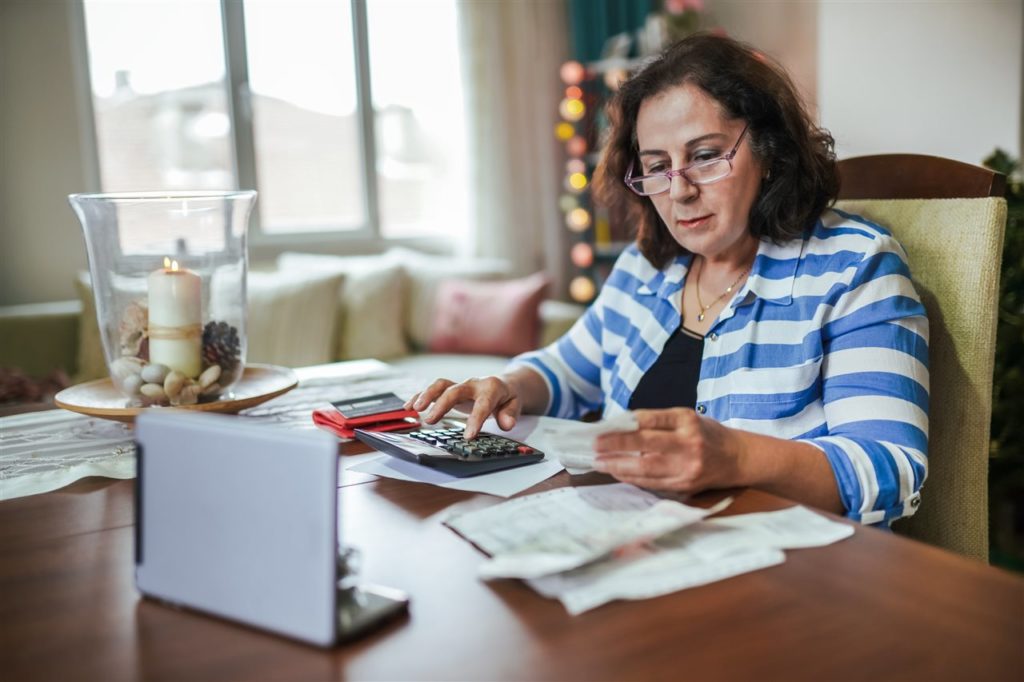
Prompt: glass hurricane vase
<box><xmin>68</xmin><ymin>191</ymin><xmax>256</xmax><ymax>407</ymax></box>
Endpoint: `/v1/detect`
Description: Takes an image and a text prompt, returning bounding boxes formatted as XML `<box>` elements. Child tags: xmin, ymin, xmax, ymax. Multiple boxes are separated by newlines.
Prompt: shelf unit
<box><xmin>555</xmin><ymin>57</ymin><xmax>645</xmax><ymax>303</ymax></box>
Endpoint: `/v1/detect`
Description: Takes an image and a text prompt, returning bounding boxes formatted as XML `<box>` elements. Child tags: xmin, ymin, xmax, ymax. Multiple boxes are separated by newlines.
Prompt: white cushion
<box><xmin>245</xmin><ymin>269</ymin><xmax>345</xmax><ymax>367</ymax></box>
<box><xmin>276</xmin><ymin>252</ymin><xmax>409</xmax><ymax>360</ymax></box>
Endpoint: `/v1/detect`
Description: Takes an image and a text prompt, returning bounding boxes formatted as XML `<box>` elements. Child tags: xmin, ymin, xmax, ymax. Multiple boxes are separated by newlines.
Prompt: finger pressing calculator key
<box><xmin>353</xmin><ymin>426</ymin><xmax>544</xmax><ymax>477</ymax></box>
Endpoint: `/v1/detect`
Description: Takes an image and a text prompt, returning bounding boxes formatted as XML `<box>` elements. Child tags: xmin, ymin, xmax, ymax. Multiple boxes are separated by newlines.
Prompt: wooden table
<box><xmin>1</xmin><ymin>454</ymin><xmax>1021</xmax><ymax>682</ymax></box>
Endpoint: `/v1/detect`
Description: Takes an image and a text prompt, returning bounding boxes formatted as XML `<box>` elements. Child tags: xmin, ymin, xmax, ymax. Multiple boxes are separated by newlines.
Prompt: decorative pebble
<box><xmin>140</xmin><ymin>363</ymin><xmax>170</xmax><ymax>384</ymax></box>
<box><xmin>163</xmin><ymin>371</ymin><xmax>185</xmax><ymax>398</ymax></box>
<box><xmin>122</xmin><ymin>374</ymin><xmax>144</xmax><ymax>396</ymax></box>
<box><xmin>110</xmin><ymin>357</ymin><xmax>144</xmax><ymax>380</ymax></box>
<box><xmin>175</xmin><ymin>384</ymin><xmax>201</xmax><ymax>406</ymax></box>
<box><xmin>140</xmin><ymin>383</ymin><xmax>166</xmax><ymax>399</ymax></box>
<box><xmin>199</xmin><ymin>364</ymin><xmax>222</xmax><ymax>389</ymax></box>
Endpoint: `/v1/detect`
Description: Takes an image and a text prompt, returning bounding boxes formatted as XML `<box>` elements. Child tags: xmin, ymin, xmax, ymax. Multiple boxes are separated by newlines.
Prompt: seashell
<box><xmin>110</xmin><ymin>356</ymin><xmax>144</xmax><ymax>381</ymax></box>
<box><xmin>175</xmin><ymin>384</ymin><xmax>201</xmax><ymax>406</ymax></box>
<box><xmin>121</xmin><ymin>374</ymin><xmax>144</xmax><ymax>396</ymax></box>
<box><xmin>199</xmin><ymin>364</ymin><xmax>222</xmax><ymax>389</ymax></box>
<box><xmin>120</xmin><ymin>301</ymin><xmax>149</xmax><ymax>332</ymax></box>
<box><xmin>120</xmin><ymin>329</ymin><xmax>144</xmax><ymax>357</ymax></box>
<box><xmin>141</xmin><ymin>363</ymin><xmax>170</xmax><ymax>384</ymax></box>
<box><xmin>140</xmin><ymin>383</ymin><xmax>166</xmax><ymax>400</ymax></box>
<box><xmin>200</xmin><ymin>382</ymin><xmax>221</xmax><ymax>397</ymax></box>
<box><xmin>163</xmin><ymin>371</ymin><xmax>186</xmax><ymax>398</ymax></box>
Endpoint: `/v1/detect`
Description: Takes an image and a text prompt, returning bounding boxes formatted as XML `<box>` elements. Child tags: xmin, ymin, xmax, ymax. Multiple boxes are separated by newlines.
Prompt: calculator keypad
<box><xmin>407</xmin><ymin>429</ymin><xmax>536</xmax><ymax>461</ymax></box>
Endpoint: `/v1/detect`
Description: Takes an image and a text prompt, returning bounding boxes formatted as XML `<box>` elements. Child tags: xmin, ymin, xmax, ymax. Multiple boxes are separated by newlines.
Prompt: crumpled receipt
<box><xmin>443</xmin><ymin>483</ymin><xmax>731</xmax><ymax>579</ymax></box>
<box><xmin>540</xmin><ymin>412</ymin><xmax>640</xmax><ymax>474</ymax></box>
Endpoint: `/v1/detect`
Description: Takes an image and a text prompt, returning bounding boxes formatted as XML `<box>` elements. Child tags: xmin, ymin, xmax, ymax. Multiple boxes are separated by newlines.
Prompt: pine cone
<box><xmin>201</xmin><ymin>321</ymin><xmax>241</xmax><ymax>376</ymax></box>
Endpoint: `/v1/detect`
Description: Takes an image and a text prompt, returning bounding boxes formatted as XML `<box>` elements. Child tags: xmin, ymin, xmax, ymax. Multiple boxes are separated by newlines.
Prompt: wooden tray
<box><xmin>54</xmin><ymin>364</ymin><xmax>298</xmax><ymax>423</ymax></box>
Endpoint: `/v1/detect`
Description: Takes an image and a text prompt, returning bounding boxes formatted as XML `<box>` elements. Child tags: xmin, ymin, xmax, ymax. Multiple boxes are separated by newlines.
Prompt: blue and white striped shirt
<box><xmin>511</xmin><ymin>208</ymin><xmax>929</xmax><ymax>525</ymax></box>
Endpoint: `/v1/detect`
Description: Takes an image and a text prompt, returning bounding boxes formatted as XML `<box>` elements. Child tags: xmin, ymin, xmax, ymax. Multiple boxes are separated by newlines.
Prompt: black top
<box><xmin>628</xmin><ymin>325</ymin><xmax>704</xmax><ymax>410</ymax></box>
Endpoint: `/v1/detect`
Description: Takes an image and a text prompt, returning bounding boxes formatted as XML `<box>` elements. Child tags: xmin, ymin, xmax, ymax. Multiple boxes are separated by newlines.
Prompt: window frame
<box><xmin>73</xmin><ymin>0</ymin><xmax>457</xmax><ymax>258</ymax></box>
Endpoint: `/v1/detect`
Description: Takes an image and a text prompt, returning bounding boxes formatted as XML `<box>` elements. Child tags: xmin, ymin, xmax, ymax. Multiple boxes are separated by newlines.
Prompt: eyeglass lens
<box><xmin>630</xmin><ymin>158</ymin><xmax>732</xmax><ymax>195</ymax></box>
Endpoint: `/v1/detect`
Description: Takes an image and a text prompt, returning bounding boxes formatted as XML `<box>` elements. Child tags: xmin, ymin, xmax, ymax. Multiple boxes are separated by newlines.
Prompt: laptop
<box><xmin>134</xmin><ymin>410</ymin><xmax>408</xmax><ymax>647</ymax></box>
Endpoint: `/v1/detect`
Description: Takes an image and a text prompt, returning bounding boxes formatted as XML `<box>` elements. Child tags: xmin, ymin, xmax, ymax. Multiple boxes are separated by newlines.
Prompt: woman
<box><xmin>406</xmin><ymin>34</ymin><xmax>928</xmax><ymax>526</ymax></box>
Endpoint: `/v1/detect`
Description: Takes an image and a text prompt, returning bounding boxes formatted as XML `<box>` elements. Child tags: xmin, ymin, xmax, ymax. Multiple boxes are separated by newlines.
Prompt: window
<box><xmin>81</xmin><ymin>0</ymin><xmax>468</xmax><ymax>243</ymax></box>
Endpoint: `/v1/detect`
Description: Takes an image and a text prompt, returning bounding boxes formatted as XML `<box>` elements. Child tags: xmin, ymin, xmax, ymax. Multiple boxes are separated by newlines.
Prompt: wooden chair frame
<box><xmin>838</xmin><ymin>153</ymin><xmax>1005</xmax><ymax>200</ymax></box>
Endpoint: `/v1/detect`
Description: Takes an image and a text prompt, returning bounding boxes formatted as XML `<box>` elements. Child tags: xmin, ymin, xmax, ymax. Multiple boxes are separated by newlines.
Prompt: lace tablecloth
<box><xmin>0</xmin><ymin>362</ymin><xmax>428</xmax><ymax>501</ymax></box>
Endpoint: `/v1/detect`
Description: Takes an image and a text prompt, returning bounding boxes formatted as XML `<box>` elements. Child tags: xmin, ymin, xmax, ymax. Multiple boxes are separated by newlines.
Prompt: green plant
<box><xmin>983</xmin><ymin>148</ymin><xmax>1024</xmax><ymax>570</ymax></box>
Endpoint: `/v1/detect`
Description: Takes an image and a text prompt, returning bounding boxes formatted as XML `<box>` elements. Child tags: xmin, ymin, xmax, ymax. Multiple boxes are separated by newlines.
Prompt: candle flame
<box><xmin>163</xmin><ymin>257</ymin><xmax>180</xmax><ymax>272</ymax></box>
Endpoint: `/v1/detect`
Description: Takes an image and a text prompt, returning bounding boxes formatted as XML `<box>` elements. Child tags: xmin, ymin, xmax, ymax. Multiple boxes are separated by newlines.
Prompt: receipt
<box><xmin>526</xmin><ymin>505</ymin><xmax>852</xmax><ymax>615</ymax></box>
<box><xmin>539</xmin><ymin>412</ymin><xmax>640</xmax><ymax>473</ymax></box>
<box><xmin>443</xmin><ymin>483</ymin><xmax>730</xmax><ymax>579</ymax></box>
<box><xmin>528</xmin><ymin>545</ymin><xmax>785</xmax><ymax>616</ymax></box>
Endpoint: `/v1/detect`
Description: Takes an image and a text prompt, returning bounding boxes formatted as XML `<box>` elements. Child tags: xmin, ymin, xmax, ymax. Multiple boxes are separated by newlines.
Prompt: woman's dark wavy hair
<box><xmin>593</xmin><ymin>33</ymin><xmax>838</xmax><ymax>269</ymax></box>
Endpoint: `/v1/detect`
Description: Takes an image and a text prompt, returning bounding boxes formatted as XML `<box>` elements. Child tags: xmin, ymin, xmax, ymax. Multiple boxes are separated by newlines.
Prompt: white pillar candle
<box><xmin>148</xmin><ymin>257</ymin><xmax>202</xmax><ymax>378</ymax></box>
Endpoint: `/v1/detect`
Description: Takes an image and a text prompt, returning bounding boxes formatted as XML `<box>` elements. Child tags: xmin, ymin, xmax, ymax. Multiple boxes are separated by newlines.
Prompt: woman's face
<box><xmin>635</xmin><ymin>83</ymin><xmax>764</xmax><ymax>263</ymax></box>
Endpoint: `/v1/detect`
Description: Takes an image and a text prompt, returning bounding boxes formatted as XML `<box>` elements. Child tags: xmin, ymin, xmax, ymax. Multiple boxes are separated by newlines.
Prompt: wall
<box><xmin>707</xmin><ymin>0</ymin><xmax>819</xmax><ymax>115</ymax></box>
<box><xmin>0</xmin><ymin>0</ymin><xmax>95</xmax><ymax>306</ymax></box>
<box><xmin>818</xmin><ymin>0</ymin><xmax>1023</xmax><ymax>164</ymax></box>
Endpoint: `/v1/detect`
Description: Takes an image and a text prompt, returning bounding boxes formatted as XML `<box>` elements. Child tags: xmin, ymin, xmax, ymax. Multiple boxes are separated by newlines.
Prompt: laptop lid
<box><xmin>134</xmin><ymin>411</ymin><xmax>339</xmax><ymax>647</ymax></box>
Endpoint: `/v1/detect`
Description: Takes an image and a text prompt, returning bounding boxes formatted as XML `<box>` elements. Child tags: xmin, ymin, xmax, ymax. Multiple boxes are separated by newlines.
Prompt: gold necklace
<box><xmin>694</xmin><ymin>258</ymin><xmax>750</xmax><ymax>322</ymax></box>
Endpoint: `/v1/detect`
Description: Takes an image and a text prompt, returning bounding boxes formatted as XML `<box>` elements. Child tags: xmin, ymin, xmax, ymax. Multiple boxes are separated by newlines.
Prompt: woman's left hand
<box><xmin>592</xmin><ymin>408</ymin><xmax>747</xmax><ymax>493</ymax></box>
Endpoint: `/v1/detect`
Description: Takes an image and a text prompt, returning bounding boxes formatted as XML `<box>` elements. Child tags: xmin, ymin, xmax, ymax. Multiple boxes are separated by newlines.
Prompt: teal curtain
<box><xmin>569</xmin><ymin>0</ymin><xmax>655</xmax><ymax>61</ymax></box>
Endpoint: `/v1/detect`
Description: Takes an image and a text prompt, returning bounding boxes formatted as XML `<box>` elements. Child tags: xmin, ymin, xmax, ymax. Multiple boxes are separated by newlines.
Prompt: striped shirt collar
<box><xmin>744</xmin><ymin>234</ymin><xmax>806</xmax><ymax>306</ymax></box>
<box><xmin>636</xmin><ymin>232</ymin><xmax>806</xmax><ymax>306</ymax></box>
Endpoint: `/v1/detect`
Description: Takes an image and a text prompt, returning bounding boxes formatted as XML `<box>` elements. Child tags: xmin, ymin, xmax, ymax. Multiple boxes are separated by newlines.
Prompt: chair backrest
<box><xmin>836</xmin><ymin>154</ymin><xmax>1007</xmax><ymax>562</ymax></box>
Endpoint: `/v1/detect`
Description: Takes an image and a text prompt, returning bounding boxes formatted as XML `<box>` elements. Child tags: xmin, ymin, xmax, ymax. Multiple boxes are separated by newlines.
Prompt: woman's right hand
<box><xmin>404</xmin><ymin>376</ymin><xmax>522</xmax><ymax>440</ymax></box>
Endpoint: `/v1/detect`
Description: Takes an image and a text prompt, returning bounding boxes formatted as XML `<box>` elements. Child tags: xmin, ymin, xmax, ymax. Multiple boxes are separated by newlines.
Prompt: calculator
<box><xmin>353</xmin><ymin>425</ymin><xmax>545</xmax><ymax>478</ymax></box>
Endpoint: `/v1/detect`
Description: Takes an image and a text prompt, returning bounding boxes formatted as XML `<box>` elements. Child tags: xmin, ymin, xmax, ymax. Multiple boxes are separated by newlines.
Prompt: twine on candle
<box><xmin>148</xmin><ymin>323</ymin><xmax>202</xmax><ymax>341</ymax></box>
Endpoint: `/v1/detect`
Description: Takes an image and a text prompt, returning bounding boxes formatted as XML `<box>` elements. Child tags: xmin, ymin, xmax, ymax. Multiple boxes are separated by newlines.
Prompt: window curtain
<box><xmin>456</xmin><ymin>0</ymin><xmax>570</xmax><ymax>292</ymax></box>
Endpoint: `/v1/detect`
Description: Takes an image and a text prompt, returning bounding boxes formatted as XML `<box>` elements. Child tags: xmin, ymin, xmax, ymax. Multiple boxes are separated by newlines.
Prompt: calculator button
<box><xmin>517</xmin><ymin>446</ymin><xmax>534</xmax><ymax>454</ymax></box>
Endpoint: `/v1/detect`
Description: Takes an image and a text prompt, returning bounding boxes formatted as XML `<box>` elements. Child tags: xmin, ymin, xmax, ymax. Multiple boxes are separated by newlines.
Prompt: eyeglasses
<box><xmin>624</xmin><ymin>125</ymin><xmax>749</xmax><ymax>196</ymax></box>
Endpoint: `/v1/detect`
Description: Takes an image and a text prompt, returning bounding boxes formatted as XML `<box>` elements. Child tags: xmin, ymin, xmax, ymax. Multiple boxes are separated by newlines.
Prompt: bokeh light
<box><xmin>555</xmin><ymin>122</ymin><xmax>575</xmax><ymax>141</ymax></box>
<box><xmin>560</xmin><ymin>60</ymin><xmax>586</xmax><ymax>85</ymax></box>
<box><xmin>566</xmin><ymin>135</ymin><xmax>587</xmax><ymax>157</ymax></box>
<box><xmin>565</xmin><ymin>85</ymin><xmax>583</xmax><ymax>100</ymax></box>
<box><xmin>570</xmin><ymin>242</ymin><xmax>594</xmax><ymax>268</ymax></box>
<box><xmin>570</xmin><ymin>276</ymin><xmax>597</xmax><ymax>302</ymax></box>
<box><xmin>567</xmin><ymin>172</ymin><xmax>588</xmax><ymax>191</ymax></box>
<box><xmin>559</xmin><ymin>97</ymin><xmax>585</xmax><ymax>122</ymax></box>
<box><xmin>566</xmin><ymin>159</ymin><xmax>586</xmax><ymax>175</ymax></box>
<box><xmin>566</xmin><ymin>207</ymin><xmax>591</xmax><ymax>232</ymax></box>
<box><xmin>558</xmin><ymin>194</ymin><xmax>578</xmax><ymax>212</ymax></box>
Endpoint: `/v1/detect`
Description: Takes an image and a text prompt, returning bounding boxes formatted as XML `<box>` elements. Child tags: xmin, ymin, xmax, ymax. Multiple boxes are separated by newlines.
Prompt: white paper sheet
<box><xmin>676</xmin><ymin>505</ymin><xmax>855</xmax><ymax>560</ymax></box>
<box><xmin>348</xmin><ymin>415</ymin><xmax>568</xmax><ymax>497</ymax></box>
<box><xmin>524</xmin><ymin>505</ymin><xmax>853</xmax><ymax>614</ymax></box>
<box><xmin>528</xmin><ymin>545</ymin><xmax>786</xmax><ymax>616</ymax></box>
<box><xmin>539</xmin><ymin>412</ymin><xmax>640</xmax><ymax>473</ymax></box>
<box><xmin>443</xmin><ymin>483</ymin><xmax>731</xmax><ymax>579</ymax></box>
<box><xmin>348</xmin><ymin>453</ymin><xmax>564</xmax><ymax>498</ymax></box>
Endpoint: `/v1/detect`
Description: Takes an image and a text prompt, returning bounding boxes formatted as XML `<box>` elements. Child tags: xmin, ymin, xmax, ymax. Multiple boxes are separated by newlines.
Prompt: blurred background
<box><xmin>0</xmin><ymin>0</ymin><xmax>1021</xmax><ymax>568</ymax></box>
<box><xmin>2</xmin><ymin>0</ymin><xmax>1019</xmax><ymax>304</ymax></box>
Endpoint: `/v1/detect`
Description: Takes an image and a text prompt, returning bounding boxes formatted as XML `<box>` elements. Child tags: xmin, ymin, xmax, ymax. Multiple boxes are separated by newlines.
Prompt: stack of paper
<box><xmin>444</xmin><ymin>484</ymin><xmax>854</xmax><ymax>615</ymax></box>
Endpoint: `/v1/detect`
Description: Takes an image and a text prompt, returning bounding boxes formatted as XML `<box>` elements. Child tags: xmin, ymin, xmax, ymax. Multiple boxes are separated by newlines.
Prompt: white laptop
<box><xmin>134</xmin><ymin>410</ymin><xmax>408</xmax><ymax>647</ymax></box>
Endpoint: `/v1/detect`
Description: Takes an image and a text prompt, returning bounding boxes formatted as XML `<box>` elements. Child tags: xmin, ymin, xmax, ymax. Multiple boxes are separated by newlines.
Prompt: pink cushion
<box><xmin>428</xmin><ymin>272</ymin><xmax>550</xmax><ymax>356</ymax></box>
